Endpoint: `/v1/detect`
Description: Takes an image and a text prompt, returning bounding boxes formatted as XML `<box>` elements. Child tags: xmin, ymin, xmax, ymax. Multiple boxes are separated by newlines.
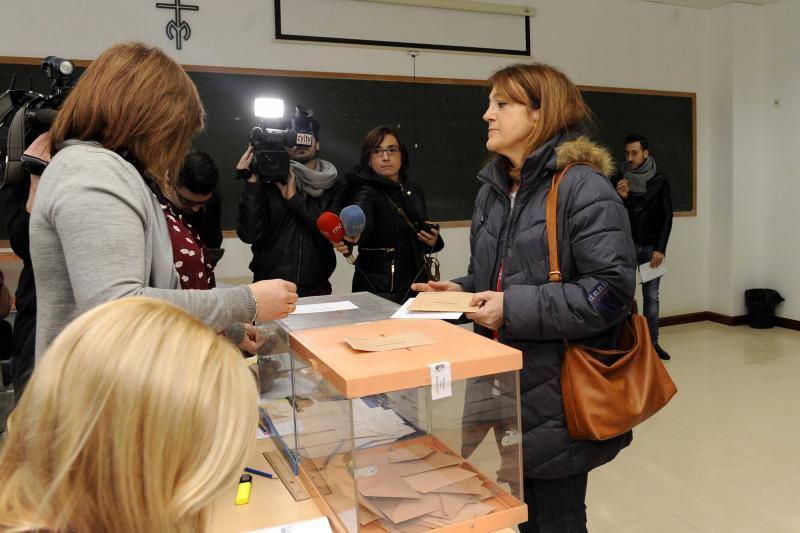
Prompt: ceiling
<box><xmin>640</xmin><ymin>0</ymin><xmax>778</xmax><ymax>8</ymax></box>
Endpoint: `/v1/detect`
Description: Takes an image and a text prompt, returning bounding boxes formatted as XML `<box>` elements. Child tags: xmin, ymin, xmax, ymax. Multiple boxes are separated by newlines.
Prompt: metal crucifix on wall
<box><xmin>156</xmin><ymin>0</ymin><xmax>199</xmax><ymax>50</ymax></box>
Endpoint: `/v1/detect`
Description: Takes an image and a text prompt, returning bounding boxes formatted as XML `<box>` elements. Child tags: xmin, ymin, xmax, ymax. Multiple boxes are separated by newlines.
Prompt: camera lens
<box><xmin>59</xmin><ymin>61</ymin><xmax>74</xmax><ymax>76</ymax></box>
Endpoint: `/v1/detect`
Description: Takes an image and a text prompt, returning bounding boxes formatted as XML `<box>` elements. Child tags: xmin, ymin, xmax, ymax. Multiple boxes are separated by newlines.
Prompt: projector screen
<box><xmin>275</xmin><ymin>0</ymin><xmax>530</xmax><ymax>55</ymax></box>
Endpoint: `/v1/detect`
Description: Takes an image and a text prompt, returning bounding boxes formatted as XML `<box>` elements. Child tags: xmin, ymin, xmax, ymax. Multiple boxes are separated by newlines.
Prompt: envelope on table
<box><xmin>359</xmin><ymin>496</ymin><xmax>387</xmax><ymax>522</ymax></box>
<box><xmin>407</xmin><ymin>291</ymin><xmax>480</xmax><ymax>313</ymax></box>
<box><xmin>387</xmin><ymin>444</ymin><xmax>435</xmax><ymax>463</ymax></box>
<box><xmin>388</xmin><ymin>451</ymin><xmax>463</xmax><ymax>476</ymax></box>
<box><xmin>439</xmin><ymin>492</ymin><xmax>478</xmax><ymax>519</ymax></box>
<box><xmin>353</xmin><ymin>448</ymin><xmax>391</xmax><ymax>467</ymax></box>
<box><xmin>377</xmin><ymin>518</ymin><xmax>430</xmax><ymax>533</ymax></box>
<box><xmin>345</xmin><ymin>333</ymin><xmax>436</xmax><ymax>352</ymax></box>
<box><xmin>427</xmin><ymin>501</ymin><xmax>494</xmax><ymax>526</ymax></box>
<box><xmin>431</xmin><ymin>476</ymin><xmax>484</xmax><ymax>495</ymax></box>
<box><xmin>357</xmin><ymin>504</ymin><xmax>380</xmax><ymax>525</ymax></box>
<box><xmin>403</xmin><ymin>466</ymin><xmax>477</xmax><ymax>493</ymax></box>
<box><xmin>447</xmin><ymin>501</ymin><xmax>494</xmax><ymax>522</ymax></box>
<box><xmin>357</xmin><ymin>466</ymin><xmax>421</xmax><ymax>499</ymax></box>
<box><xmin>370</xmin><ymin>493</ymin><xmax>442</xmax><ymax>524</ymax></box>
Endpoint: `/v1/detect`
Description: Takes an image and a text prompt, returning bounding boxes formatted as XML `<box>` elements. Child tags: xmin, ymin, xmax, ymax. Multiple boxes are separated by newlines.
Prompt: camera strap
<box><xmin>380</xmin><ymin>190</ymin><xmax>418</xmax><ymax>236</ymax></box>
<box><xmin>381</xmin><ymin>189</ymin><xmax>440</xmax><ymax>282</ymax></box>
<box><xmin>3</xmin><ymin>102</ymin><xmax>28</xmax><ymax>189</ymax></box>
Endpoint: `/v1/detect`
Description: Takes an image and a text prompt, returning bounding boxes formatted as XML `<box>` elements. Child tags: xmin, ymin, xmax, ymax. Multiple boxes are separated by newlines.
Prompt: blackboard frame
<box><xmin>581</xmin><ymin>84</ymin><xmax>697</xmax><ymax>218</ymax></box>
<box><xmin>0</xmin><ymin>56</ymin><xmax>696</xmax><ymax>249</ymax></box>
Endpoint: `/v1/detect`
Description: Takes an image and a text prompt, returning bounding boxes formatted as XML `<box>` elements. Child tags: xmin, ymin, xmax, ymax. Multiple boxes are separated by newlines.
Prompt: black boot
<box><xmin>654</xmin><ymin>343</ymin><xmax>671</xmax><ymax>360</ymax></box>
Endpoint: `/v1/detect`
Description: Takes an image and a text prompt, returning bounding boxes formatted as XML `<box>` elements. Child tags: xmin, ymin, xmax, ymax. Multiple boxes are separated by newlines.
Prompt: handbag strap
<box><xmin>545</xmin><ymin>162</ymin><xmax>585</xmax><ymax>283</ymax></box>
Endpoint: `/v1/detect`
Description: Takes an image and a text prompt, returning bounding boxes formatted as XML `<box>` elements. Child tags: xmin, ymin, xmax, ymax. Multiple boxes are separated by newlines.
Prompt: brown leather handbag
<box><xmin>546</xmin><ymin>164</ymin><xmax>677</xmax><ymax>441</ymax></box>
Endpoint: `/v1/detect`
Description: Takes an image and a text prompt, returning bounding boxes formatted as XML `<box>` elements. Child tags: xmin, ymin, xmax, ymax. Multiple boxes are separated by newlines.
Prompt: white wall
<box><xmin>704</xmin><ymin>0</ymin><xmax>798</xmax><ymax>320</ymax></box>
<box><xmin>2</xmin><ymin>0</ymin><xmax>712</xmax><ymax>317</ymax></box>
<box><xmin>706</xmin><ymin>5</ymin><xmax>735</xmax><ymax>315</ymax></box>
<box><xmin>706</xmin><ymin>3</ymin><xmax>767</xmax><ymax>318</ymax></box>
<box><xmin>761</xmin><ymin>0</ymin><xmax>800</xmax><ymax>320</ymax></box>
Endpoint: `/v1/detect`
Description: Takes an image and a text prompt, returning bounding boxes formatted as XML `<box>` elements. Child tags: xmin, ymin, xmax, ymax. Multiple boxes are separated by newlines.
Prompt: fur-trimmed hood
<box><xmin>478</xmin><ymin>127</ymin><xmax>615</xmax><ymax>192</ymax></box>
<box><xmin>554</xmin><ymin>136</ymin><xmax>615</xmax><ymax>177</ymax></box>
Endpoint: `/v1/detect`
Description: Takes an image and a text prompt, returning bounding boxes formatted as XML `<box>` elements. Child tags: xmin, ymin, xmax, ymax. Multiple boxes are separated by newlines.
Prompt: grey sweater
<box><xmin>30</xmin><ymin>141</ymin><xmax>256</xmax><ymax>358</ymax></box>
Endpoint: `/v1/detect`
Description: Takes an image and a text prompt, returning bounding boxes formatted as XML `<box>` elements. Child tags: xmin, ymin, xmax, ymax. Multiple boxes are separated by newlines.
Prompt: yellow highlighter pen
<box><xmin>235</xmin><ymin>473</ymin><xmax>252</xmax><ymax>505</ymax></box>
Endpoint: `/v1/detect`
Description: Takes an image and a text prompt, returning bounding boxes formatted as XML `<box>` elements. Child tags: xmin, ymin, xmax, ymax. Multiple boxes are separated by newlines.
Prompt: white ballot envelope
<box><xmin>639</xmin><ymin>261</ymin><xmax>667</xmax><ymax>283</ymax></box>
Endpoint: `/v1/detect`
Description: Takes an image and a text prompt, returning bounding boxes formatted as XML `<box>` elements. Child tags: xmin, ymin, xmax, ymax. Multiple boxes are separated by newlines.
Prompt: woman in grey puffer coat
<box><xmin>414</xmin><ymin>63</ymin><xmax>636</xmax><ymax>532</ymax></box>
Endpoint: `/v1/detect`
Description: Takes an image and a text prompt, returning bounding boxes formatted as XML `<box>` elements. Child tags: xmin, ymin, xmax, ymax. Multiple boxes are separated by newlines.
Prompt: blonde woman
<box><xmin>0</xmin><ymin>297</ymin><xmax>257</xmax><ymax>532</ymax></box>
<box><xmin>31</xmin><ymin>42</ymin><xmax>298</xmax><ymax>360</ymax></box>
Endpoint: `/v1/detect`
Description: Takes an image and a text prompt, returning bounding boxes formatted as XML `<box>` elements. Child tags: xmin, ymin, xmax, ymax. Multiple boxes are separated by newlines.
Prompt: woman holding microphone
<box><xmin>337</xmin><ymin>126</ymin><xmax>443</xmax><ymax>304</ymax></box>
<box><xmin>413</xmin><ymin>63</ymin><xmax>636</xmax><ymax>532</ymax></box>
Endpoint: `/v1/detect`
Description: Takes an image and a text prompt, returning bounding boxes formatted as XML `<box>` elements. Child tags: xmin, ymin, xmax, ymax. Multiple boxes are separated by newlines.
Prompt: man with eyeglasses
<box><xmin>152</xmin><ymin>150</ymin><xmax>224</xmax><ymax>286</ymax></box>
<box><xmin>175</xmin><ymin>150</ymin><xmax>224</xmax><ymax>251</ymax></box>
<box><xmin>152</xmin><ymin>150</ymin><xmax>265</xmax><ymax>354</ymax></box>
<box><xmin>237</xmin><ymin>106</ymin><xmax>344</xmax><ymax>296</ymax></box>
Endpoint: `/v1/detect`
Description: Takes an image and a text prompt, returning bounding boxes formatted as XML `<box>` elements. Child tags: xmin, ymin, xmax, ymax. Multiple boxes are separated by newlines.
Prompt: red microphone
<box><xmin>317</xmin><ymin>212</ymin><xmax>354</xmax><ymax>264</ymax></box>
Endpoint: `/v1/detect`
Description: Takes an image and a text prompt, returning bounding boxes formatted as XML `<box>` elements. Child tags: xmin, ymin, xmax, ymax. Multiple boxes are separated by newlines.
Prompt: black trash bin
<box><xmin>744</xmin><ymin>289</ymin><xmax>784</xmax><ymax>329</ymax></box>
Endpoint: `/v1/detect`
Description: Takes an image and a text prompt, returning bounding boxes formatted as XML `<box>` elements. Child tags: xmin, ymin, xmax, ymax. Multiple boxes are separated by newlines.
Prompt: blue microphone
<box><xmin>340</xmin><ymin>205</ymin><xmax>366</xmax><ymax>238</ymax></box>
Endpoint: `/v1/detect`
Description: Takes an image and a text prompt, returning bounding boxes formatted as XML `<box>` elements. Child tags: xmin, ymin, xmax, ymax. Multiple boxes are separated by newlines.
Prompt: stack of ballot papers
<box><xmin>261</xmin><ymin>398</ymin><xmax>418</xmax><ymax>459</ymax></box>
<box><xmin>345</xmin><ymin>443</ymin><xmax>496</xmax><ymax>532</ymax></box>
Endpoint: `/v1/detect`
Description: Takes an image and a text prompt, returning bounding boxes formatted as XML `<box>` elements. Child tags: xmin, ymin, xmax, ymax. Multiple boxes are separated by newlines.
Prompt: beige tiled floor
<box><xmin>586</xmin><ymin>322</ymin><xmax>800</xmax><ymax>532</ymax></box>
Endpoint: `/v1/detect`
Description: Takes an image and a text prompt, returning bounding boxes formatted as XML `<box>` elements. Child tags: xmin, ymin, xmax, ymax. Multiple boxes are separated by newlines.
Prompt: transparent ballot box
<box><xmin>257</xmin><ymin>292</ymin><xmax>527</xmax><ymax>532</ymax></box>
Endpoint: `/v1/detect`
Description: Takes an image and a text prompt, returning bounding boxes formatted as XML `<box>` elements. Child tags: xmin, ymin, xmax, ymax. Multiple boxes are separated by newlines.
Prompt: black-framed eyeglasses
<box><xmin>173</xmin><ymin>183</ymin><xmax>209</xmax><ymax>208</ymax></box>
<box><xmin>369</xmin><ymin>146</ymin><xmax>401</xmax><ymax>158</ymax></box>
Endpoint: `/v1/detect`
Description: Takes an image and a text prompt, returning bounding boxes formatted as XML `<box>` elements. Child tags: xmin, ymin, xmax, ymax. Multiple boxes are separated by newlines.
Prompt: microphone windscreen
<box><xmin>316</xmin><ymin>211</ymin><xmax>345</xmax><ymax>242</ymax></box>
<box><xmin>340</xmin><ymin>205</ymin><xmax>366</xmax><ymax>237</ymax></box>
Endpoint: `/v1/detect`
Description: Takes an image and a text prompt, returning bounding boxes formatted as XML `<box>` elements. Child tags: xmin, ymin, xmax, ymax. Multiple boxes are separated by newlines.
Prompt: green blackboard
<box><xmin>0</xmin><ymin>61</ymin><xmax>695</xmax><ymax>242</ymax></box>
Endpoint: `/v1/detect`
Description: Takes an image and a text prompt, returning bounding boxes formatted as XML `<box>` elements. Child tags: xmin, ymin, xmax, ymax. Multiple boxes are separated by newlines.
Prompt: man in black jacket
<box><xmin>179</xmin><ymin>150</ymin><xmax>224</xmax><ymax>251</ymax></box>
<box><xmin>236</xmin><ymin>109</ymin><xmax>343</xmax><ymax>296</ymax></box>
<box><xmin>612</xmin><ymin>133</ymin><xmax>673</xmax><ymax>360</ymax></box>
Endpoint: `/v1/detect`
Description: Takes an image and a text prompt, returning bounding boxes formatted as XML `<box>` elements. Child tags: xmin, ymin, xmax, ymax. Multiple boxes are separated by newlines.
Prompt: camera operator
<box><xmin>236</xmin><ymin>107</ymin><xmax>344</xmax><ymax>297</ymax></box>
<box><xmin>2</xmin><ymin>132</ymin><xmax>50</xmax><ymax>400</ymax></box>
<box><xmin>1</xmin><ymin>57</ymin><xmax>71</xmax><ymax>399</ymax></box>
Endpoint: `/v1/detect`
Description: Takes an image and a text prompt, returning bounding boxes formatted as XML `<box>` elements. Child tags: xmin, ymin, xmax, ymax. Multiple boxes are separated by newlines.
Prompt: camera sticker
<box><xmin>296</xmin><ymin>132</ymin><xmax>314</xmax><ymax>146</ymax></box>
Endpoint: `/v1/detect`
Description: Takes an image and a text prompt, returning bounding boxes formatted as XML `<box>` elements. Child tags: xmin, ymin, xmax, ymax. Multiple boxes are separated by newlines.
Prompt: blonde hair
<box><xmin>488</xmin><ymin>62</ymin><xmax>592</xmax><ymax>159</ymax></box>
<box><xmin>50</xmin><ymin>42</ymin><xmax>205</xmax><ymax>190</ymax></box>
<box><xmin>0</xmin><ymin>297</ymin><xmax>256</xmax><ymax>532</ymax></box>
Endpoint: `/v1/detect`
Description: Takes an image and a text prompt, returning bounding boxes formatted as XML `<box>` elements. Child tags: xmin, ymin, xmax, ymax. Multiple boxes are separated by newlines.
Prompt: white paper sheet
<box><xmin>272</xmin><ymin>418</ymin><xmax>306</xmax><ymax>436</ymax></box>
<box><xmin>391</xmin><ymin>297</ymin><xmax>462</xmax><ymax>320</ymax></box>
<box><xmin>292</xmin><ymin>301</ymin><xmax>359</xmax><ymax>314</ymax></box>
<box><xmin>639</xmin><ymin>261</ymin><xmax>667</xmax><ymax>283</ymax></box>
<box><xmin>245</xmin><ymin>516</ymin><xmax>332</xmax><ymax>533</ymax></box>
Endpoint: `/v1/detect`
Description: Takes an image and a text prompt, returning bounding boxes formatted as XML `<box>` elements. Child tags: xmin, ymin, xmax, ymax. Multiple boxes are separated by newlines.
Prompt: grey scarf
<box><xmin>622</xmin><ymin>157</ymin><xmax>657</xmax><ymax>194</ymax></box>
<box><xmin>289</xmin><ymin>159</ymin><xmax>338</xmax><ymax>198</ymax></box>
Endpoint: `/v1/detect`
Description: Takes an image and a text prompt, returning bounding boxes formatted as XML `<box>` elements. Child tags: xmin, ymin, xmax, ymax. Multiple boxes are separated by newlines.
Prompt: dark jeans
<box><xmin>11</xmin><ymin>330</ymin><xmax>35</xmax><ymax>402</ymax></box>
<box><xmin>0</xmin><ymin>320</ymin><xmax>12</xmax><ymax>385</ymax></box>
<box><xmin>637</xmin><ymin>245</ymin><xmax>661</xmax><ymax>343</ymax></box>
<box><xmin>520</xmin><ymin>472</ymin><xmax>588</xmax><ymax>533</ymax></box>
<box><xmin>0</xmin><ymin>320</ymin><xmax>11</xmax><ymax>360</ymax></box>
